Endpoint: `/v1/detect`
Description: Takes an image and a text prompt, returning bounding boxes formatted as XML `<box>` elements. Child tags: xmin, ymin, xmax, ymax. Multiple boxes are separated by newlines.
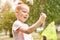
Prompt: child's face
<box><xmin>16</xmin><ymin>4</ymin><xmax>29</xmax><ymax>22</ymax></box>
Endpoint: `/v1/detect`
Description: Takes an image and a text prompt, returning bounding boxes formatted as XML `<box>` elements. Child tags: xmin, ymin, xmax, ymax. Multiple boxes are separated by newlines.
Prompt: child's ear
<box><xmin>15</xmin><ymin>5</ymin><xmax>21</xmax><ymax>13</ymax></box>
<box><xmin>15</xmin><ymin>12</ymin><xmax>20</xmax><ymax>18</ymax></box>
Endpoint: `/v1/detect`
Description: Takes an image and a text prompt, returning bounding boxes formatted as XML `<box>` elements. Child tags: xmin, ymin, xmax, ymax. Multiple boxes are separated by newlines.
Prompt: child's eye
<box><xmin>23</xmin><ymin>11</ymin><xmax>27</xmax><ymax>13</ymax></box>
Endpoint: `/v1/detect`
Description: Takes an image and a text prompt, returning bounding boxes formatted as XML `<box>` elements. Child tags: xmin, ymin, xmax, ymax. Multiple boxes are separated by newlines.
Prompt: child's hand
<box><xmin>40</xmin><ymin>12</ymin><xmax>46</xmax><ymax>19</ymax></box>
<box><xmin>38</xmin><ymin>12</ymin><xmax>47</xmax><ymax>23</ymax></box>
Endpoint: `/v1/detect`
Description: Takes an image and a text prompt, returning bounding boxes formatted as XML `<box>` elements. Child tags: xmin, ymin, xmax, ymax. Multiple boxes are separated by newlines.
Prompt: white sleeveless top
<box><xmin>12</xmin><ymin>20</ymin><xmax>33</xmax><ymax>40</ymax></box>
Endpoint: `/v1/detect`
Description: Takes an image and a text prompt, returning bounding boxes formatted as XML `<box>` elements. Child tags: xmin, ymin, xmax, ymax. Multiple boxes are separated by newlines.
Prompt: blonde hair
<box><xmin>15</xmin><ymin>1</ymin><xmax>29</xmax><ymax>13</ymax></box>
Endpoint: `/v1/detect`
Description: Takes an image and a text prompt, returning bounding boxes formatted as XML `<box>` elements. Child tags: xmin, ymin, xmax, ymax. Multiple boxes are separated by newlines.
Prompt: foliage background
<box><xmin>0</xmin><ymin>0</ymin><xmax>60</xmax><ymax>37</ymax></box>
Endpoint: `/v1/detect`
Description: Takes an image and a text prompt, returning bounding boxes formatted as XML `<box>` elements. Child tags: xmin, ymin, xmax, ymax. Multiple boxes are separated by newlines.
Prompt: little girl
<box><xmin>12</xmin><ymin>1</ymin><xmax>46</xmax><ymax>40</ymax></box>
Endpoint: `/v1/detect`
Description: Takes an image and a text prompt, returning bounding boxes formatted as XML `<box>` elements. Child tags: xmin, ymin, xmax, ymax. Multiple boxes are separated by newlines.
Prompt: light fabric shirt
<box><xmin>12</xmin><ymin>20</ymin><xmax>33</xmax><ymax>40</ymax></box>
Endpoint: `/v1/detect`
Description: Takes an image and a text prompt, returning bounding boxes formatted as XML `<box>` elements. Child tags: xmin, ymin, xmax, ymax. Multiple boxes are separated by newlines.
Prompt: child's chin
<box><xmin>24</xmin><ymin>19</ymin><xmax>28</xmax><ymax>22</ymax></box>
<box><xmin>22</xmin><ymin>20</ymin><xmax>26</xmax><ymax>22</ymax></box>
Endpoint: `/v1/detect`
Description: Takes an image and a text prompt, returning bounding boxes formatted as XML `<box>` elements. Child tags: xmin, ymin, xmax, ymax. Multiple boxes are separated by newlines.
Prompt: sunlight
<box><xmin>1</xmin><ymin>0</ymin><xmax>6</xmax><ymax>6</ymax></box>
<box><xmin>1</xmin><ymin>0</ymin><xmax>20</xmax><ymax>10</ymax></box>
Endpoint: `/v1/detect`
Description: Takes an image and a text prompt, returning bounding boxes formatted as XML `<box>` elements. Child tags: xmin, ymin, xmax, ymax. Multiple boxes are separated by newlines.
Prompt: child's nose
<box><xmin>25</xmin><ymin>14</ymin><xmax>29</xmax><ymax>16</ymax></box>
<box><xmin>25</xmin><ymin>14</ymin><xmax>28</xmax><ymax>16</ymax></box>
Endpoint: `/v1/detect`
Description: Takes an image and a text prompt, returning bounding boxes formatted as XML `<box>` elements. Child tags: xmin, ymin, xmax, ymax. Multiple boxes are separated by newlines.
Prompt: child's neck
<box><xmin>17</xmin><ymin>19</ymin><xmax>24</xmax><ymax>23</ymax></box>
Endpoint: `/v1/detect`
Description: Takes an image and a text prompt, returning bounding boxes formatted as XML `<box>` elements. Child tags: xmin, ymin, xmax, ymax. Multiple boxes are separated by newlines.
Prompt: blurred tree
<box><xmin>0</xmin><ymin>0</ymin><xmax>16</xmax><ymax>37</ymax></box>
<box><xmin>44</xmin><ymin>0</ymin><xmax>60</xmax><ymax>25</ymax></box>
<box><xmin>22</xmin><ymin>0</ymin><xmax>60</xmax><ymax>26</ymax></box>
<box><xmin>1</xmin><ymin>11</ymin><xmax>16</xmax><ymax>37</ymax></box>
<box><xmin>22</xmin><ymin>0</ymin><xmax>47</xmax><ymax>26</ymax></box>
<box><xmin>1</xmin><ymin>1</ymin><xmax>11</xmax><ymax>13</ymax></box>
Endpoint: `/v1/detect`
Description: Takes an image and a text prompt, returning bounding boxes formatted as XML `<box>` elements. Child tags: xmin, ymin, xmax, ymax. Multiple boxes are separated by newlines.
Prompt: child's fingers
<box><xmin>40</xmin><ymin>12</ymin><xmax>47</xmax><ymax>18</ymax></box>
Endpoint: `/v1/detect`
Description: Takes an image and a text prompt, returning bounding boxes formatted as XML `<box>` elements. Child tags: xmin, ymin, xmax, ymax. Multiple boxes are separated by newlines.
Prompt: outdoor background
<box><xmin>0</xmin><ymin>0</ymin><xmax>60</xmax><ymax>40</ymax></box>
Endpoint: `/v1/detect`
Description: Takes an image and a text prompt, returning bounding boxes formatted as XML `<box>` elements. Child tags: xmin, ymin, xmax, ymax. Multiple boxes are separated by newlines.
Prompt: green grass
<box><xmin>57</xmin><ymin>32</ymin><xmax>60</xmax><ymax>40</ymax></box>
<box><xmin>0</xmin><ymin>32</ymin><xmax>40</xmax><ymax>40</ymax></box>
<box><xmin>0</xmin><ymin>32</ymin><xmax>60</xmax><ymax>40</ymax></box>
<box><xmin>0</xmin><ymin>38</ymin><xmax>13</xmax><ymax>40</ymax></box>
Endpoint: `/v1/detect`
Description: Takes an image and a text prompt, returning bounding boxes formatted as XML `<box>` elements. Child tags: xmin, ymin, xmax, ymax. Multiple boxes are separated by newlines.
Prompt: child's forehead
<box><xmin>21</xmin><ymin>4</ymin><xmax>29</xmax><ymax>11</ymax></box>
<box><xmin>16</xmin><ymin>4</ymin><xmax>29</xmax><ymax>10</ymax></box>
<box><xmin>16</xmin><ymin>4</ymin><xmax>29</xmax><ymax>12</ymax></box>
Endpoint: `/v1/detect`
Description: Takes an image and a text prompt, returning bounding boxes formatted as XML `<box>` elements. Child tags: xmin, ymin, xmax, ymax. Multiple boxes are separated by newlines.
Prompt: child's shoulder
<box><xmin>13</xmin><ymin>20</ymin><xmax>21</xmax><ymax>25</ymax></box>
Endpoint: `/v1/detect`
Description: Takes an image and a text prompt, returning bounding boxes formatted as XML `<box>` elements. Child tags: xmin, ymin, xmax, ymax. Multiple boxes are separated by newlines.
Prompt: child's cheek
<box><xmin>27</xmin><ymin>14</ymin><xmax>29</xmax><ymax>18</ymax></box>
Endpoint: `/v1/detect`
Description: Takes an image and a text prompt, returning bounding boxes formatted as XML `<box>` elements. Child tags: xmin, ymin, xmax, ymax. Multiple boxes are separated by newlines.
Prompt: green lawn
<box><xmin>0</xmin><ymin>38</ymin><xmax>13</xmax><ymax>40</ymax></box>
<box><xmin>57</xmin><ymin>32</ymin><xmax>60</xmax><ymax>40</ymax></box>
<box><xmin>0</xmin><ymin>32</ymin><xmax>41</xmax><ymax>40</ymax></box>
<box><xmin>0</xmin><ymin>32</ymin><xmax>60</xmax><ymax>40</ymax></box>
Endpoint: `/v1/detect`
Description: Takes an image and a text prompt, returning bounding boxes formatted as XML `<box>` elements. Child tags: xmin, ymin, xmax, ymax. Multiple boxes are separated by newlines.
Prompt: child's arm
<box><xmin>18</xmin><ymin>13</ymin><xmax>46</xmax><ymax>34</ymax></box>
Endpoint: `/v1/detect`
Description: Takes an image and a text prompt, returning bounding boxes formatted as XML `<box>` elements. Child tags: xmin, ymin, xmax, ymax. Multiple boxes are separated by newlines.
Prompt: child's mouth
<box><xmin>24</xmin><ymin>16</ymin><xmax>27</xmax><ymax>19</ymax></box>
